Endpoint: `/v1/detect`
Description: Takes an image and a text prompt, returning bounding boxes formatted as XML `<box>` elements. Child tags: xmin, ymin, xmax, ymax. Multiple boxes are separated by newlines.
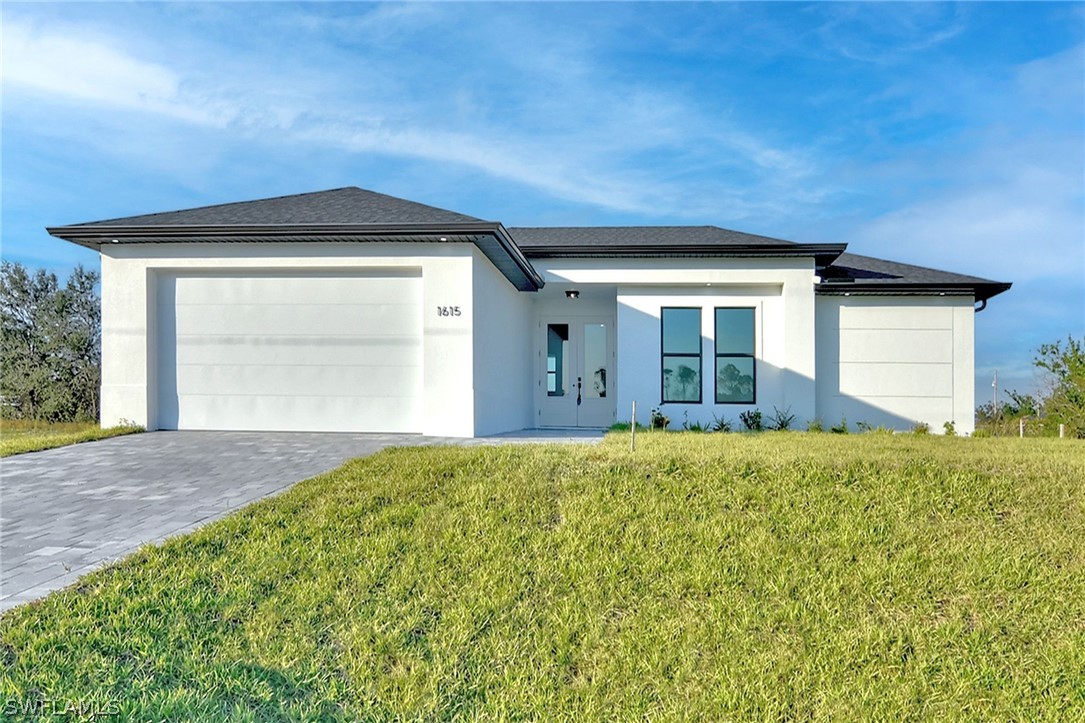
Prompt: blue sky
<box><xmin>2</xmin><ymin>2</ymin><xmax>1083</xmax><ymax>404</ymax></box>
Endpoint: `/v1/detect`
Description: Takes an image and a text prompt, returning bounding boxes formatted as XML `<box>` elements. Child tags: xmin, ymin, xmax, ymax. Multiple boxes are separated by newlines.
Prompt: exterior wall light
<box><xmin>565</xmin><ymin>290</ymin><xmax>580</xmax><ymax>299</ymax></box>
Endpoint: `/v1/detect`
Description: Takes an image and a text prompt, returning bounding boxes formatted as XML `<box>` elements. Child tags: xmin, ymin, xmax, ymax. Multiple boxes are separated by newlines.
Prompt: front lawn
<box><xmin>1</xmin><ymin>434</ymin><xmax>1082</xmax><ymax>719</ymax></box>
<box><xmin>0</xmin><ymin>420</ymin><xmax>142</xmax><ymax>457</ymax></box>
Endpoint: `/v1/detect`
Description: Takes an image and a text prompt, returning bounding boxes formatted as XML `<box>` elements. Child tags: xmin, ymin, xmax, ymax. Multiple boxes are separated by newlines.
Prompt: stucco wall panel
<box><xmin>816</xmin><ymin>295</ymin><xmax>975</xmax><ymax>433</ymax></box>
<box><xmin>615</xmin><ymin>276</ymin><xmax>816</xmax><ymax>429</ymax></box>
<box><xmin>473</xmin><ymin>251</ymin><xmax>534</xmax><ymax>435</ymax></box>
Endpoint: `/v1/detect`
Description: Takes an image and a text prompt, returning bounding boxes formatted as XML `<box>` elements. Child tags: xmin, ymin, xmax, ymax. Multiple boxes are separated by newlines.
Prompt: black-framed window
<box><xmin>715</xmin><ymin>307</ymin><xmax>755</xmax><ymax>404</ymax></box>
<box><xmin>661</xmin><ymin>307</ymin><xmax>701</xmax><ymax>403</ymax></box>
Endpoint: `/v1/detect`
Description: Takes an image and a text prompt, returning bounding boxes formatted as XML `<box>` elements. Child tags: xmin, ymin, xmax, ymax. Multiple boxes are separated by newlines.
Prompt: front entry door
<box><xmin>538</xmin><ymin>318</ymin><xmax>615</xmax><ymax>427</ymax></box>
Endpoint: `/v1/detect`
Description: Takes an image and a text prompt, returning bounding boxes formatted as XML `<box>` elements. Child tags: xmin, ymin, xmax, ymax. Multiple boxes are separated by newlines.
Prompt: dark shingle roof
<box><xmin>47</xmin><ymin>186</ymin><xmax>1011</xmax><ymax>301</ymax></box>
<box><xmin>819</xmin><ymin>252</ymin><xmax>1011</xmax><ymax>301</ymax></box>
<box><xmin>78</xmin><ymin>187</ymin><xmax>483</xmax><ymax>226</ymax></box>
<box><xmin>508</xmin><ymin>225</ymin><xmax>846</xmax><ymax>266</ymax></box>
<box><xmin>508</xmin><ymin>226</ymin><xmax>794</xmax><ymax>248</ymax></box>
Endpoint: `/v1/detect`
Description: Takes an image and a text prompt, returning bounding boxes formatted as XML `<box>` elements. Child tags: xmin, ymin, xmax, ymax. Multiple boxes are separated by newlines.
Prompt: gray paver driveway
<box><xmin>0</xmin><ymin>428</ymin><xmax>601</xmax><ymax>612</ymax></box>
<box><xmin>0</xmin><ymin>431</ymin><xmax>435</xmax><ymax>612</ymax></box>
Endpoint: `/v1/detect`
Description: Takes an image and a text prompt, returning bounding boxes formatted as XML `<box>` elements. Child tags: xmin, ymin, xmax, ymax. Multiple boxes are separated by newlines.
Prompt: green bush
<box><xmin>739</xmin><ymin>409</ymin><xmax>763</xmax><ymax>432</ymax></box>
<box><xmin>769</xmin><ymin>405</ymin><xmax>796</xmax><ymax>431</ymax></box>
<box><xmin>710</xmin><ymin>414</ymin><xmax>733</xmax><ymax>432</ymax></box>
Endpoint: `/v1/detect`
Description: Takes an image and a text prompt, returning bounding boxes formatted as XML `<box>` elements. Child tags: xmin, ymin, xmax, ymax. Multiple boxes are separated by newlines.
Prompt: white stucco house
<box><xmin>49</xmin><ymin>187</ymin><xmax>1010</xmax><ymax>436</ymax></box>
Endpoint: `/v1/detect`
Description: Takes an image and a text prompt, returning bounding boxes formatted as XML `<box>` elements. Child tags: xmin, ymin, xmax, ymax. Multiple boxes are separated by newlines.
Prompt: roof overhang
<box><xmin>46</xmin><ymin>222</ymin><xmax>545</xmax><ymax>292</ymax></box>
<box><xmin>521</xmin><ymin>242</ymin><xmax>847</xmax><ymax>268</ymax></box>
<box><xmin>817</xmin><ymin>281</ymin><xmax>1013</xmax><ymax>302</ymax></box>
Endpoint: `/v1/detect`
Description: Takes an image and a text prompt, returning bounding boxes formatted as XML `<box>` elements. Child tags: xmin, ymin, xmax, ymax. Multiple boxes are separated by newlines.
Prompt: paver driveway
<box><xmin>0</xmin><ymin>429</ymin><xmax>601</xmax><ymax>612</ymax></box>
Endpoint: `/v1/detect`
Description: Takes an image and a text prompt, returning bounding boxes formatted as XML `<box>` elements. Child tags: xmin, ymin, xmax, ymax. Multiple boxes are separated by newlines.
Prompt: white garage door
<box><xmin>156</xmin><ymin>270</ymin><xmax>422</xmax><ymax>432</ymax></box>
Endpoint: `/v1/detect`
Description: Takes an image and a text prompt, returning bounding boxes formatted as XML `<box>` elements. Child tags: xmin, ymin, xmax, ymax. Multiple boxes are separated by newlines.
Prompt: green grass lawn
<box><xmin>0</xmin><ymin>420</ymin><xmax>142</xmax><ymax>457</ymax></box>
<box><xmin>2</xmin><ymin>433</ymin><xmax>1083</xmax><ymax>720</ymax></box>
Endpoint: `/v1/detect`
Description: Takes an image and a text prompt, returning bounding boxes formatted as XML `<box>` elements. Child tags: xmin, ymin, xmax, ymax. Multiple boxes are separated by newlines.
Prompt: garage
<box><xmin>155</xmin><ymin>270</ymin><xmax>423</xmax><ymax>432</ymax></box>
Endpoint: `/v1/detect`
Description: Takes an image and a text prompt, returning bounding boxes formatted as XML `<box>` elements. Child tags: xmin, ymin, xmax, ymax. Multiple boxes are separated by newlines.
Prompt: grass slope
<box><xmin>1</xmin><ymin>434</ymin><xmax>1083</xmax><ymax>720</ymax></box>
<box><xmin>0</xmin><ymin>420</ymin><xmax>142</xmax><ymax>457</ymax></box>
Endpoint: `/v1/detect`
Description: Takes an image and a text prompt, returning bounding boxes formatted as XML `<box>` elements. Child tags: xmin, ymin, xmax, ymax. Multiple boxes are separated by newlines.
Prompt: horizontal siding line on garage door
<box><xmin>172</xmin><ymin>299</ymin><xmax>419</xmax><ymax>306</ymax></box>
<box><xmin>176</xmin><ymin>393</ymin><xmax>420</xmax><ymax>399</ymax></box>
<box><xmin>174</xmin><ymin>334</ymin><xmax>420</xmax><ymax>340</ymax></box>
<box><xmin>175</xmin><ymin>362</ymin><xmax>420</xmax><ymax>368</ymax></box>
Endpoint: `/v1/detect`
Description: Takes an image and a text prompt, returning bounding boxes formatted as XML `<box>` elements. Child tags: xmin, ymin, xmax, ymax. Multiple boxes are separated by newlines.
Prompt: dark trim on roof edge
<box><xmin>521</xmin><ymin>243</ymin><xmax>847</xmax><ymax>267</ymax></box>
<box><xmin>817</xmin><ymin>281</ymin><xmax>1012</xmax><ymax>303</ymax></box>
<box><xmin>46</xmin><ymin>222</ymin><xmax>545</xmax><ymax>292</ymax></box>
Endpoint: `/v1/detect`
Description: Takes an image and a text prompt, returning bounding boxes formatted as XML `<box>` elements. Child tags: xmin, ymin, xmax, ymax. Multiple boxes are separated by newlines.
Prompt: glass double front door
<box><xmin>538</xmin><ymin>318</ymin><xmax>614</xmax><ymax>428</ymax></box>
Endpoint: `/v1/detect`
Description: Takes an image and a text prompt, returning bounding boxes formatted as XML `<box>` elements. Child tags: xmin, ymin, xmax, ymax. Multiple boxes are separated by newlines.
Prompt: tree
<box><xmin>1035</xmin><ymin>336</ymin><xmax>1085</xmax><ymax>437</ymax></box>
<box><xmin>1</xmin><ymin>261</ymin><xmax>101</xmax><ymax>422</ymax></box>
<box><xmin>676</xmin><ymin>364</ymin><xmax>699</xmax><ymax>400</ymax></box>
<box><xmin>717</xmin><ymin>362</ymin><xmax>753</xmax><ymax>402</ymax></box>
<box><xmin>977</xmin><ymin>336</ymin><xmax>1085</xmax><ymax>437</ymax></box>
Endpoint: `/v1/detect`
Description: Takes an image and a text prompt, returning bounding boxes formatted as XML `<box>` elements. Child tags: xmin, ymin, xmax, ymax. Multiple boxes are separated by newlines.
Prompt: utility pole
<box><xmin>993</xmin><ymin>370</ymin><xmax>998</xmax><ymax>420</ymax></box>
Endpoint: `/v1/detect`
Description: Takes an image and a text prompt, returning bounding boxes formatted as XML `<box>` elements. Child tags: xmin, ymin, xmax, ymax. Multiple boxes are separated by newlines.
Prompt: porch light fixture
<box><xmin>565</xmin><ymin>289</ymin><xmax>580</xmax><ymax>299</ymax></box>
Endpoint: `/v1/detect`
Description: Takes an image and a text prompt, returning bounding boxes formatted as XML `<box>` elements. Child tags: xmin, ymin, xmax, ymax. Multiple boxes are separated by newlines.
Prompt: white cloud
<box><xmin>831</xmin><ymin>41</ymin><xmax>1084</xmax><ymax>285</ymax></box>
<box><xmin>0</xmin><ymin>14</ymin><xmax>821</xmax><ymax>220</ymax></box>
<box><xmin>1</xmin><ymin>20</ymin><xmax>230</xmax><ymax>126</ymax></box>
<box><xmin>814</xmin><ymin>4</ymin><xmax>969</xmax><ymax>64</ymax></box>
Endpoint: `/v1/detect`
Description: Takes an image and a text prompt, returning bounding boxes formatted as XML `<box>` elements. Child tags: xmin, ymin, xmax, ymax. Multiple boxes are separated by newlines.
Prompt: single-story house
<box><xmin>48</xmin><ymin>187</ymin><xmax>1010</xmax><ymax>436</ymax></box>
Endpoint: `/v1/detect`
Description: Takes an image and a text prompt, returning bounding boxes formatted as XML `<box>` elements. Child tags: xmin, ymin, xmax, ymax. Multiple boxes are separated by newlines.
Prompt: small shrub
<box><xmin>943</xmin><ymin>421</ymin><xmax>957</xmax><ymax>436</ymax></box>
<box><xmin>912</xmin><ymin>421</ymin><xmax>931</xmax><ymax>435</ymax></box>
<box><xmin>710</xmin><ymin>414</ymin><xmax>733</xmax><ymax>433</ymax></box>
<box><xmin>806</xmin><ymin>419</ymin><xmax>824</xmax><ymax>433</ymax></box>
<box><xmin>739</xmin><ymin>409</ymin><xmax>764</xmax><ymax>432</ymax></box>
<box><xmin>972</xmin><ymin>428</ymin><xmax>992</xmax><ymax>438</ymax></box>
<box><xmin>856</xmin><ymin>421</ymin><xmax>893</xmax><ymax>435</ymax></box>
<box><xmin>681</xmin><ymin>411</ymin><xmax>706</xmax><ymax>432</ymax></box>
<box><xmin>650</xmin><ymin>407</ymin><xmax>670</xmax><ymax>430</ymax></box>
<box><xmin>769</xmin><ymin>405</ymin><xmax>797</xmax><ymax>431</ymax></box>
<box><xmin>830</xmin><ymin>417</ymin><xmax>849</xmax><ymax>434</ymax></box>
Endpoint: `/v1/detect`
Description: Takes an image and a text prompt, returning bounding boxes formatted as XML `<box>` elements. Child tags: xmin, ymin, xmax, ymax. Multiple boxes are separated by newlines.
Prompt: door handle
<box><xmin>577</xmin><ymin>377</ymin><xmax>582</xmax><ymax>406</ymax></box>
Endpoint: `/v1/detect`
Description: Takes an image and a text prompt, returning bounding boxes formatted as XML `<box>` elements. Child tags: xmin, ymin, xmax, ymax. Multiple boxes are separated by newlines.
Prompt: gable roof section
<box><xmin>818</xmin><ymin>252</ymin><xmax>1011</xmax><ymax>302</ymax></box>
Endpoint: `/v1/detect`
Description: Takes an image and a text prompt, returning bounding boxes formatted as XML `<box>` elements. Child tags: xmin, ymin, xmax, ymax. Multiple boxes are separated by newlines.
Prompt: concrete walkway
<box><xmin>1</xmin><ymin>429</ymin><xmax>601</xmax><ymax>612</ymax></box>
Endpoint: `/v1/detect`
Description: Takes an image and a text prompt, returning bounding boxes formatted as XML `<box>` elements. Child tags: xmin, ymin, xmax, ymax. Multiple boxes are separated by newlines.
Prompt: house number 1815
<box><xmin>437</xmin><ymin>306</ymin><xmax>461</xmax><ymax>317</ymax></box>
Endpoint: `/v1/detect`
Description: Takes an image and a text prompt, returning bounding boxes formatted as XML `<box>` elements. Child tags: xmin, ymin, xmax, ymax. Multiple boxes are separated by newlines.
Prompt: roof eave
<box><xmin>817</xmin><ymin>281</ymin><xmax>1012</xmax><ymax>302</ymax></box>
<box><xmin>46</xmin><ymin>221</ymin><xmax>545</xmax><ymax>292</ymax></box>
<box><xmin>521</xmin><ymin>243</ymin><xmax>847</xmax><ymax>267</ymax></box>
